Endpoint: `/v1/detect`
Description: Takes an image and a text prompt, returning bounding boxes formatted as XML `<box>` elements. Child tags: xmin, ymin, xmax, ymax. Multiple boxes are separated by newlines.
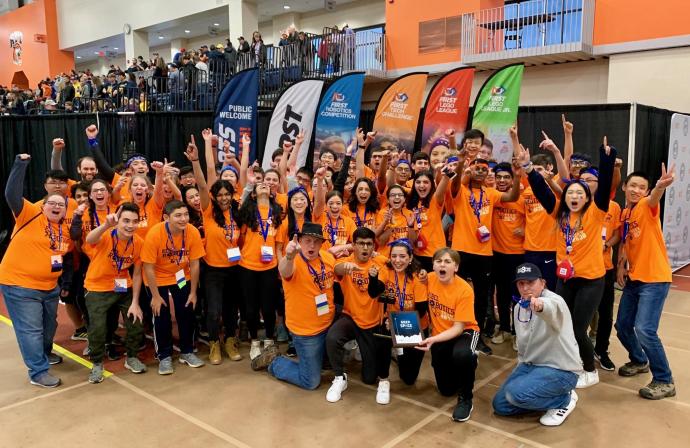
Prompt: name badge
<box><xmin>261</xmin><ymin>245</ymin><xmax>274</xmax><ymax>263</ymax></box>
<box><xmin>50</xmin><ymin>255</ymin><xmax>63</xmax><ymax>272</ymax></box>
<box><xmin>396</xmin><ymin>348</ymin><xmax>404</xmax><ymax>356</ymax></box>
<box><xmin>601</xmin><ymin>227</ymin><xmax>607</xmax><ymax>250</ymax></box>
<box><xmin>227</xmin><ymin>247</ymin><xmax>241</xmax><ymax>262</ymax></box>
<box><xmin>557</xmin><ymin>259</ymin><xmax>575</xmax><ymax>281</ymax></box>
<box><xmin>175</xmin><ymin>269</ymin><xmax>187</xmax><ymax>289</ymax></box>
<box><xmin>476</xmin><ymin>225</ymin><xmax>491</xmax><ymax>243</ymax></box>
<box><xmin>114</xmin><ymin>278</ymin><xmax>128</xmax><ymax>293</ymax></box>
<box><xmin>416</xmin><ymin>234</ymin><xmax>428</xmax><ymax>250</ymax></box>
<box><xmin>315</xmin><ymin>293</ymin><xmax>329</xmax><ymax>316</ymax></box>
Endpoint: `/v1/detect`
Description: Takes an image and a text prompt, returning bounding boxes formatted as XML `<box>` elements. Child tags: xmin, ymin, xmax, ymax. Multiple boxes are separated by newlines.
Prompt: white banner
<box><xmin>262</xmin><ymin>79</ymin><xmax>324</xmax><ymax>170</ymax></box>
<box><xmin>664</xmin><ymin>113</ymin><xmax>690</xmax><ymax>271</ymax></box>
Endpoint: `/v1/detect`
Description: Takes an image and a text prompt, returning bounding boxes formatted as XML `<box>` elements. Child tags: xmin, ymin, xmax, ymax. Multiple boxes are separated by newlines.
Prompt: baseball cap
<box><xmin>514</xmin><ymin>263</ymin><xmax>542</xmax><ymax>282</ymax></box>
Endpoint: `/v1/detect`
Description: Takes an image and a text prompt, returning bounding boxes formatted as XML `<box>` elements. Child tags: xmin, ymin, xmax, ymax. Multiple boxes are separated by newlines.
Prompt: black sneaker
<box><xmin>106</xmin><ymin>344</ymin><xmax>121</xmax><ymax>361</ymax></box>
<box><xmin>452</xmin><ymin>396</ymin><xmax>473</xmax><ymax>422</ymax></box>
<box><xmin>595</xmin><ymin>351</ymin><xmax>615</xmax><ymax>371</ymax></box>
<box><xmin>286</xmin><ymin>343</ymin><xmax>297</xmax><ymax>357</ymax></box>
<box><xmin>476</xmin><ymin>338</ymin><xmax>492</xmax><ymax>356</ymax></box>
<box><xmin>47</xmin><ymin>352</ymin><xmax>63</xmax><ymax>365</ymax></box>
<box><xmin>71</xmin><ymin>327</ymin><xmax>88</xmax><ymax>341</ymax></box>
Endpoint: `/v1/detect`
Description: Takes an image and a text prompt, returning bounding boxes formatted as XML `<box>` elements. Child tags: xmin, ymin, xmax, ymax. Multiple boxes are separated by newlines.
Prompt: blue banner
<box><xmin>214</xmin><ymin>68</ymin><xmax>259</xmax><ymax>162</ymax></box>
<box><xmin>313</xmin><ymin>72</ymin><xmax>365</xmax><ymax>165</ymax></box>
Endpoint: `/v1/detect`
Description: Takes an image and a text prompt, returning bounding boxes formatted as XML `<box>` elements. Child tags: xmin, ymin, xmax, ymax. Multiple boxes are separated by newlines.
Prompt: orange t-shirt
<box><xmin>552</xmin><ymin>202</ymin><xmax>607</xmax><ymax>280</ymax></box>
<box><xmin>378</xmin><ymin>267</ymin><xmax>429</xmax><ymax>329</ymax></box>
<box><xmin>35</xmin><ymin>198</ymin><xmax>78</xmax><ymax>231</ymax></box>
<box><xmin>409</xmin><ymin>195</ymin><xmax>446</xmax><ymax>258</ymax></box>
<box><xmin>145</xmin><ymin>199</ymin><xmax>165</xmax><ymax>230</ymax></box>
<box><xmin>83</xmin><ymin>232</ymin><xmax>143</xmax><ymax>291</ymax></box>
<box><xmin>282</xmin><ymin>250</ymin><xmax>337</xmax><ymax>336</ymax></box>
<box><xmin>338</xmin><ymin>254</ymin><xmax>388</xmax><ymax>329</ymax></box>
<box><xmin>239</xmin><ymin>204</ymin><xmax>284</xmax><ymax>271</ymax></box>
<box><xmin>0</xmin><ymin>200</ymin><xmax>74</xmax><ymax>290</ymax></box>
<box><xmin>377</xmin><ymin>207</ymin><xmax>413</xmax><ymax>256</ymax></box>
<box><xmin>522</xmin><ymin>187</ymin><xmax>558</xmax><ymax>252</ymax></box>
<box><xmin>79</xmin><ymin>207</ymin><xmax>111</xmax><ymax>238</ymax></box>
<box><xmin>364</xmin><ymin>166</ymin><xmax>377</xmax><ymax>182</ymax></box>
<box><xmin>492</xmin><ymin>195</ymin><xmax>526</xmax><ymax>255</ymax></box>
<box><xmin>621</xmin><ymin>197</ymin><xmax>672</xmax><ymax>283</ymax></box>
<box><xmin>277</xmin><ymin>216</ymin><xmax>306</xmax><ymax>256</ymax></box>
<box><xmin>111</xmin><ymin>173</ymin><xmax>133</xmax><ymax>202</ymax></box>
<box><xmin>202</xmin><ymin>204</ymin><xmax>240</xmax><ymax>268</ymax></box>
<box><xmin>275</xmin><ymin>192</ymin><xmax>288</xmax><ymax>216</ymax></box>
<box><xmin>66</xmin><ymin>179</ymin><xmax>78</xmax><ymax>198</ymax></box>
<box><xmin>315</xmin><ymin>212</ymin><xmax>356</xmax><ymax>249</ymax></box>
<box><xmin>343</xmin><ymin>203</ymin><xmax>379</xmax><ymax>229</ymax></box>
<box><xmin>603</xmin><ymin>201</ymin><xmax>622</xmax><ymax>271</ymax></box>
<box><xmin>451</xmin><ymin>185</ymin><xmax>502</xmax><ymax>256</ymax></box>
<box><xmin>426</xmin><ymin>272</ymin><xmax>478</xmax><ymax>336</ymax></box>
<box><xmin>141</xmin><ymin>222</ymin><xmax>206</xmax><ymax>286</ymax></box>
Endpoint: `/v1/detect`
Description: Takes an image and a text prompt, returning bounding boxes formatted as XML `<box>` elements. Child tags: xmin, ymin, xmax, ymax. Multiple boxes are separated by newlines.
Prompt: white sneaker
<box><xmin>491</xmin><ymin>331</ymin><xmax>507</xmax><ymax>344</ymax></box>
<box><xmin>263</xmin><ymin>339</ymin><xmax>274</xmax><ymax>349</ymax></box>
<box><xmin>576</xmin><ymin>370</ymin><xmax>599</xmax><ymax>389</ymax></box>
<box><xmin>376</xmin><ymin>379</ymin><xmax>390</xmax><ymax>405</ymax></box>
<box><xmin>326</xmin><ymin>374</ymin><xmax>348</xmax><ymax>402</ymax></box>
<box><xmin>249</xmin><ymin>340</ymin><xmax>262</xmax><ymax>360</ymax></box>
<box><xmin>540</xmin><ymin>391</ymin><xmax>578</xmax><ymax>426</ymax></box>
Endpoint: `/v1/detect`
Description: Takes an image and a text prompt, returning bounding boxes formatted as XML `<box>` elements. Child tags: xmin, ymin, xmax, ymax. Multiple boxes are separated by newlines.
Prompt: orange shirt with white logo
<box><xmin>378</xmin><ymin>267</ymin><xmax>429</xmax><ymax>329</ymax></box>
<box><xmin>239</xmin><ymin>204</ymin><xmax>284</xmax><ymax>271</ymax></box>
<box><xmin>451</xmin><ymin>185</ymin><xmax>502</xmax><ymax>256</ymax></box>
<box><xmin>426</xmin><ymin>273</ymin><xmax>478</xmax><ymax>336</ymax></box>
<box><xmin>522</xmin><ymin>187</ymin><xmax>558</xmax><ymax>252</ymax></box>
<box><xmin>202</xmin><ymin>204</ymin><xmax>240</xmax><ymax>268</ymax></box>
<box><xmin>603</xmin><ymin>201</ymin><xmax>622</xmax><ymax>271</ymax></box>
<box><xmin>338</xmin><ymin>254</ymin><xmax>388</xmax><ymax>329</ymax></box>
<box><xmin>315</xmin><ymin>212</ymin><xmax>356</xmax><ymax>249</ymax></box>
<box><xmin>343</xmin><ymin>204</ymin><xmax>380</xmax><ymax>229</ymax></box>
<box><xmin>621</xmin><ymin>197</ymin><xmax>672</xmax><ymax>283</ymax></box>
<box><xmin>552</xmin><ymin>202</ymin><xmax>607</xmax><ymax>280</ymax></box>
<box><xmin>282</xmin><ymin>250</ymin><xmax>336</xmax><ymax>336</ymax></box>
<box><xmin>492</xmin><ymin>195</ymin><xmax>526</xmax><ymax>254</ymax></box>
<box><xmin>83</xmin><ymin>232</ymin><xmax>143</xmax><ymax>291</ymax></box>
<box><xmin>141</xmin><ymin>222</ymin><xmax>206</xmax><ymax>286</ymax></box>
<box><xmin>409</xmin><ymin>195</ymin><xmax>446</xmax><ymax>258</ymax></box>
<box><xmin>377</xmin><ymin>208</ymin><xmax>413</xmax><ymax>256</ymax></box>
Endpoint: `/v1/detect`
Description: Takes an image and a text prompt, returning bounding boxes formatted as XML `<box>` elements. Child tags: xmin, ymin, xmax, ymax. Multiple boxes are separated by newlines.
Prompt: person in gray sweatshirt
<box><xmin>492</xmin><ymin>263</ymin><xmax>582</xmax><ymax>426</ymax></box>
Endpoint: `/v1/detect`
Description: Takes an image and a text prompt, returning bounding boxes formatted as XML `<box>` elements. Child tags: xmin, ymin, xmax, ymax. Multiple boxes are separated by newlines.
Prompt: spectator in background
<box><xmin>238</xmin><ymin>36</ymin><xmax>250</xmax><ymax>53</ymax></box>
<box><xmin>279</xmin><ymin>32</ymin><xmax>290</xmax><ymax>47</ymax></box>
<box><xmin>224</xmin><ymin>40</ymin><xmax>237</xmax><ymax>74</ymax></box>
<box><xmin>250</xmin><ymin>31</ymin><xmax>267</xmax><ymax>67</ymax></box>
<box><xmin>173</xmin><ymin>48</ymin><xmax>185</xmax><ymax>65</ymax></box>
<box><xmin>137</xmin><ymin>56</ymin><xmax>148</xmax><ymax>69</ymax></box>
<box><xmin>61</xmin><ymin>78</ymin><xmax>76</xmax><ymax>105</ymax></box>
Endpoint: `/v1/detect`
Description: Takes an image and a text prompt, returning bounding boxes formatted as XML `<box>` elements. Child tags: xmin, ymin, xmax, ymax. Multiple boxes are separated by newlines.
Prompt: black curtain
<box><xmin>634</xmin><ymin>104</ymin><xmax>676</xmax><ymax>183</ymax></box>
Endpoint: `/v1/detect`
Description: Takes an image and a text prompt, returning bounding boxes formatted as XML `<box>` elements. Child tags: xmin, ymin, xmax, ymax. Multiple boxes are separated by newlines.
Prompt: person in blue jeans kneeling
<box><xmin>492</xmin><ymin>263</ymin><xmax>581</xmax><ymax>426</ymax></box>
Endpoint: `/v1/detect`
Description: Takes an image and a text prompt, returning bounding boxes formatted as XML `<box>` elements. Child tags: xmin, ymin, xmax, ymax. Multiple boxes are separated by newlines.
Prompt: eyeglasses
<box><xmin>571</xmin><ymin>160</ymin><xmax>590</xmax><ymax>167</ymax></box>
<box><xmin>389</xmin><ymin>193</ymin><xmax>405</xmax><ymax>198</ymax></box>
<box><xmin>91</xmin><ymin>188</ymin><xmax>107</xmax><ymax>193</ymax></box>
<box><xmin>354</xmin><ymin>241</ymin><xmax>374</xmax><ymax>248</ymax></box>
<box><xmin>45</xmin><ymin>201</ymin><xmax>66</xmax><ymax>208</ymax></box>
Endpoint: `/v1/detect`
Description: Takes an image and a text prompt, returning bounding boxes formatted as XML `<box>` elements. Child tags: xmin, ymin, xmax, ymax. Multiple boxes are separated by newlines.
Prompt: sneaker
<box><xmin>158</xmin><ymin>357</ymin><xmax>174</xmax><ymax>375</ymax></box>
<box><xmin>251</xmin><ymin>344</ymin><xmax>280</xmax><ymax>371</ymax></box>
<box><xmin>639</xmin><ymin>381</ymin><xmax>676</xmax><ymax>400</ymax></box>
<box><xmin>618</xmin><ymin>361</ymin><xmax>649</xmax><ymax>377</ymax></box>
<box><xmin>276</xmin><ymin>324</ymin><xmax>289</xmax><ymax>343</ymax></box>
<box><xmin>594</xmin><ymin>351</ymin><xmax>615</xmax><ymax>371</ymax></box>
<box><xmin>451</xmin><ymin>396</ymin><xmax>473</xmax><ymax>422</ymax></box>
<box><xmin>197</xmin><ymin>333</ymin><xmax>210</xmax><ymax>347</ymax></box>
<box><xmin>376</xmin><ymin>379</ymin><xmax>391</xmax><ymax>405</ymax></box>
<box><xmin>540</xmin><ymin>391</ymin><xmax>578</xmax><ymax>426</ymax></box>
<box><xmin>30</xmin><ymin>373</ymin><xmax>61</xmax><ymax>388</ymax></box>
<box><xmin>88</xmin><ymin>363</ymin><xmax>104</xmax><ymax>384</ymax></box>
<box><xmin>83</xmin><ymin>346</ymin><xmax>91</xmax><ymax>356</ymax></box>
<box><xmin>106</xmin><ymin>344</ymin><xmax>121</xmax><ymax>361</ymax></box>
<box><xmin>239</xmin><ymin>321</ymin><xmax>249</xmax><ymax>342</ymax></box>
<box><xmin>71</xmin><ymin>327</ymin><xmax>88</xmax><ymax>341</ymax></box>
<box><xmin>224</xmin><ymin>337</ymin><xmax>242</xmax><ymax>361</ymax></box>
<box><xmin>209</xmin><ymin>341</ymin><xmax>222</xmax><ymax>365</ymax></box>
<box><xmin>47</xmin><ymin>352</ymin><xmax>63</xmax><ymax>365</ymax></box>
<box><xmin>476</xmin><ymin>338</ymin><xmax>493</xmax><ymax>356</ymax></box>
<box><xmin>491</xmin><ymin>331</ymin><xmax>509</xmax><ymax>345</ymax></box>
<box><xmin>353</xmin><ymin>344</ymin><xmax>362</xmax><ymax>362</ymax></box>
<box><xmin>179</xmin><ymin>353</ymin><xmax>205</xmax><ymax>368</ymax></box>
<box><xmin>124</xmin><ymin>357</ymin><xmax>147</xmax><ymax>374</ymax></box>
<box><xmin>576</xmin><ymin>370</ymin><xmax>599</xmax><ymax>389</ymax></box>
<box><xmin>326</xmin><ymin>374</ymin><xmax>348</xmax><ymax>402</ymax></box>
<box><xmin>286</xmin><ymin>342</ymin><xmax>297</xmax><ymax>358</ymax></box>
<box><xmin>250</xmin><ymin>340</ymin><xmax>262</xmax><ymax>360</ymax></box>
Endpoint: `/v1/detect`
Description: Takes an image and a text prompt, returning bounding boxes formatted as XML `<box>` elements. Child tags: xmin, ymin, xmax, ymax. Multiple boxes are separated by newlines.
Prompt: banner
<box><xmin>262</xmin><ymin>79</ymin><xmax>325</xmax><ymax>170</ymax></box>
<box><xmin>213</xmin><ymin>68</ymin><xmax>259</xmax><ymax>162</ymax></box>
<box><xmin>470</xmin><ymin>64</ymin><xmax>524</xmax><ymax>163</ymax></box>
<box><xmin>421</xmin><ymin>67</ymin><xmax>474</xmax><ymax>145</ymax></box>
<box><xmin>372</xmin><ymin>72</ymin><xmax>428</xmax><ymax>153</ymax></box>
<box><xmin>313</xmin><ymin>72</ymin><xmax>365</xmax><ymax>167</ymax></box>
<box><xmin>663</xmin><ymin>113</ymin><xmax>690</xmax><ymax>271</ymax></box>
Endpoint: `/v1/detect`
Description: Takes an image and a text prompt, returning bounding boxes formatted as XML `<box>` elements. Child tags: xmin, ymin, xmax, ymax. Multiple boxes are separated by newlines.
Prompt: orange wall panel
<box><xmin>44</xmin><ymin>0</ymin><xmax>74</xmax><ymax>77</ymax></box>
<box><xmin>594</xmin><ymin>0</ymin><xmax>690</xmax><ymax>45</ymax></box>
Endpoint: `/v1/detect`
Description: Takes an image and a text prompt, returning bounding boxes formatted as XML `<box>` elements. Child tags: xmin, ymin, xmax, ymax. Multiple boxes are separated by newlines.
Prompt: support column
<box><xmin>125</xmin><ymin>30</ymin><xmax>149</xmax><ymax>64</ymax></box>
<box><xmin>170</xmin><ymin>38</ymin><xmax>188</xmax><ymax>62</ymax></box>
<box><xmin>228</xmin><ymin>0</ymin><xmax>258</xmax><ymax>43</ymax></box>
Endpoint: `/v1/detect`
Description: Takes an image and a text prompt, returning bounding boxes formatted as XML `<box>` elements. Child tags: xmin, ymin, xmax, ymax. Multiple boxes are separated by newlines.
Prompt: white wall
<box><xmin>76</xmin><ymin>54</ymin><xmax>127</xmax><ymax>75</ymax></box>
<box><xmin>299</xmin><ymin>0</ymin><xmax>384</xmax><ymax>35</ymax></box>
<box><xmin>608</xmin><ymin>47</ymin><xmax>690</xmax><ymax>113</ymax></box>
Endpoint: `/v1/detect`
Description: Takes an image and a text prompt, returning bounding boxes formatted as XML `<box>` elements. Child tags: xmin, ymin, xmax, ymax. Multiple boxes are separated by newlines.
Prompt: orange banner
<box><xmin>372</xmin><ymin>72</ymin><xmax>428</xmax><ymax>153</ymax></box>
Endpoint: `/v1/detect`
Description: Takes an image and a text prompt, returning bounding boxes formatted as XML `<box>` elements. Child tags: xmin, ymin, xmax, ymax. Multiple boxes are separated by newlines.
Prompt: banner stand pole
<box><xmin>627</xmin><ymin>102</ymin><xmax>637</xmax><ymax>174</ymax></box>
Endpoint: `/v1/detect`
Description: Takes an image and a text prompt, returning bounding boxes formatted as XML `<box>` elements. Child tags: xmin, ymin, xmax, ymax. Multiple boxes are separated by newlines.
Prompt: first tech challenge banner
<box><xmin>664</xmin><ymin>113</ymin><xmax>690</xmax><ymax>271</ymax></box>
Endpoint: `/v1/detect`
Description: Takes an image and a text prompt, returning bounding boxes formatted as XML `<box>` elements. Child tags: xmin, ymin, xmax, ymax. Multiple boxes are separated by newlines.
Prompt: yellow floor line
<box><xmin>0</xmin><ymin>314</ymin><xmax>113</xmax><ymax>378</ymax></box>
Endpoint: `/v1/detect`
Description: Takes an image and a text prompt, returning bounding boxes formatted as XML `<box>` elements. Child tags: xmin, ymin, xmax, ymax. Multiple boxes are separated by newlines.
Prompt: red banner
<box><xmin>421</xmin><ymin>67</ymin><xmax>474</xmax><ymax>145</ymax></box>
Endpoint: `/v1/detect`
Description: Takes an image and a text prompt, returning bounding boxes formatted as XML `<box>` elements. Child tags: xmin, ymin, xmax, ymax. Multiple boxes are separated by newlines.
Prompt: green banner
<box><xmin>471</xmin><ymin>64</ymin><xmax>524</xmax><ymax>163</ymax></box>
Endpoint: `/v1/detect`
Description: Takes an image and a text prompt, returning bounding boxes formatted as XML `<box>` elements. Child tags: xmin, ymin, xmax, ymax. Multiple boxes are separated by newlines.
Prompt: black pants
<box><xmin>595</xmin><ymin>268</ymin><xmax>615</xmax><ymax>355</ymax></box>
<box><xmin>524</xmin><ymin>250</ymin><xmax>557</xmax><ymax>291</ymax></box>
<box><xmin>195</xmin><ymin>260</ymin><xmax>208</xmax><ymax>334</ymax></box>
<box><xmin>557</xmin><ymin>276</ymin><xmax>605</xmax><ymax>372</ymax></box>
<box><xmin>204</xmin><ymin>265</ymin><xmax>240</xmax><ymax>341</ymax></box>
<box><xmin>326</xmin><ymin>314</ymin><xmax>390</xmax><ymax>384</ymax></box>
<box><xmin>240</xmin><ymin>267</ymin><xmax>280</xmax><ymax>340</ymax></box>
<box><xmin>492</xmin><ymin>252</ymin><xmax>524</xmax><ymax>332</ymax></box>
<box><xmin>150</xmin><ymin>283</ymin><xmax>196</xmax><ymax>359</ymax></box>
<box><xmin>459</xmin><ymin>252</ymin><xmax>492</xmax><ymax>331</ymax></box>
<box><xmin>397</xmin><ymin>345</ymin><xmax>426</xmax><ymax>385</ymax></box>
<box><xmin>431</xmin><ymin>331</ymin><xmax>478</xmax><ymax>399</ymax></box>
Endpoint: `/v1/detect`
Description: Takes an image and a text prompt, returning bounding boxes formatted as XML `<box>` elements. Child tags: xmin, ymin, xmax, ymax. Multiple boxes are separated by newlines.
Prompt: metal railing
<box><xmin>461</xmin><ymin>0</ymin><xmax>594</xmax><ymax>63</ymax></box>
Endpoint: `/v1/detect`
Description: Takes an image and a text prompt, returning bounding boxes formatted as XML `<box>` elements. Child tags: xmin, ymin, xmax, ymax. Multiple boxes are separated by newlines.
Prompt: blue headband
<box><xmin>446</xmin><ymin>156</ymin><xmax>459</xmax><ymax>163</ymax></box>
<box><xmin>387</xmin><ymin>238</ymin><xmax>413</xmax><ymax>251</ymax></box>
<box><xmin>220</xmin><ymin>165</ymin><xmax>239</xmax><ymax>177</ymax></box>
<box><xmin>126</xmin><ymin>155</ymin><xmax>147</xmax><ymax>168</ymax></box>
<box><xmin>432</xmin><ymin>138</ymin><xmax>450</xmax><ymax>149</ymax></box>
<box><xmin>580</xmin><ymin>167</ymin><xmax>599</xmax><ymax>178</ymax></box>
<box><xmin>397</xmin><ymin>159</ymin><xmax>410</xmax><ymax>166</ymax></box>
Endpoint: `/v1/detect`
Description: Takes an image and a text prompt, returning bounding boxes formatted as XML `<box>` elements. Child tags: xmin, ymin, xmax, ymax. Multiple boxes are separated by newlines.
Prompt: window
<box><xmin>418</xmin><ymin>16</ymin><xmax>461</xmax><ymax>54</ymax></box>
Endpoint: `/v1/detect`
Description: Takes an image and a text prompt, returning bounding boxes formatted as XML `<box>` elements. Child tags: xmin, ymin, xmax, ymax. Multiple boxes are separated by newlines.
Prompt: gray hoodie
<box><xmin>514</xmin><ymin>289</ymin><xmax>582</xmax><ymax>373</ymax></box>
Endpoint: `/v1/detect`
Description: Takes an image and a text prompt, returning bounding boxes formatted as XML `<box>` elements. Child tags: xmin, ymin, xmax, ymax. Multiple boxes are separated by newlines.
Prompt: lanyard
<box><xmin>355</xmin><ymin>207</ymin><xmax>367</xmax><ymax>228</ymax></box>
<box><xmin>48</xmin><ymin>222</ymin><xmax>63</xmax><ymax>252</ymax></box>
<box><xmin>93</xmin><ymin>206</ymin><xmax>110</xmax><ymax>228</ymax></box>
<box><xmin>512</xmin><ymin>295</ymin><xmax>533</xmax><ymax>323</ymax></box>
<box><xmin>300</xmin><ymin>252</ymin><xmax>326</xmax><ymax>291</ymax></box>
<box><xmin>257</xmin><ymin>207</ymin><xmax>273</xmax><ymax>242</ymax></box>
<box><xmin>327</xmin><ymin>213</ymin><xmax>340</xmax><ymax>245</ymax></box>
<box><xmin>111</xmin><ymin>229</ymin><xmax>133</xmax><ymax>274</ymax></box>
<box><xmin>393</xmin><ymin>270</ymin><xmax>408</xmax><ymax>311</ymax></box>
<box><xmin>468</xmin><ymin>188</ymin><xmax>484</xmax><ymax>224</ymax></box>
<box><xmin>413</xmin><ymin>206</ymin><xmax>424</xmax><ymax>230</ymax></box>
<box><xmin>561</xmin><ymin>212</ymin><xmax>577</xmax><ymax>255</ymax></box>
<box><xmin>621</xmin><ymin>203</ymin><xmax>637</xmax><ymax>243</ymax></box>
<box><xmin>165</xmin><ymin>222</ymin><xmax>186</xmax><ymax>265</ymax></box>
<box><xmin>223</xmin><ymin>209</ymin><xmax>235</xmax><ymax>242</ymax></box>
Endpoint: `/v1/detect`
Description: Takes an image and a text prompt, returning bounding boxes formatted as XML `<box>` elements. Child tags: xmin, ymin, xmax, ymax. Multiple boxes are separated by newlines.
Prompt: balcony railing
<box><xmin>461</xmin><ymin>0</ymin><xmax>594</xmax><ymax>69</ymax></box>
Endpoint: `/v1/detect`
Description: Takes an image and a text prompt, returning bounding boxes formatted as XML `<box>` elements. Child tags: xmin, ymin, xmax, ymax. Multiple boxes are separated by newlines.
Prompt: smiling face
<box><xmin>254</xmin><ymin>182</ymin><xmax>270</xmax><ymax>199</ymax></box>
<box><xmin>495</xmin><ymin>171</ymin><xmax>512</xmax><ymax>192</ymax></box>
<box><xmin>564</xmin><ymin>182</ymin><xmax>589</xmax><ymax>212</ymax></box>
<box><xmin>433</xmin><ymin>252</ymin><xmax>458</xmax><ymax>284</ymax></box>
<box><xmin>395</xmin><ymin>163</ymin><xmax>412</xmax><ymax>184</ymax></box>
<box><xmin>185</xmin><ymin>188</ymin><xmax>202</xmax><ymax>211</ymax></box>
<box><xmin>73</xmin><ymin>188</ymin><xmax>89</xmax><ymax>206</ymax></box>
<box><xmin>390</xmin><ymin>245</ymin><xmax>411</xmax><ymax>272</ymax></box>
<box><xmin>78</xmin><ymin>159</ymin><xmax>97</xmax><ymax>181</ymax></box>
<box><xmin>463</xmin><ymin>137</ymin><xmax>482</xmax><ymax>159</ymax></box>
<box><xmin>220</xmin><ymin>169</ymin><xmax>238</xmax><ymax>186</ymax></box>
<box><xmin>45</xmin><ymin>177</ymin><xmax>68</xmax><ymax>196</ymax></box>
<box><xmin>355</xmin><ymin>181</ymin><xmax>372</xmax><ymax>204</ymax></box>
<box><xmin>42</xmin><ymin>194</ymin><xmax>67</xmax><ymax>223</ymax></box>
<box><xmin>319</xmin><ymin>152</ymin><xmax>335</xmax><ymax>169</ymax></box>
<box><xmin>264</xmin><ymin>171</ymin><xmax>280</xmax><ymax>194</ymax></box>
<box><xmin>117</xmin><ymin>210</ymin><xmax>139</xmax><ymax>239</ymax></box>
<box><xmin>413</xmin><ymin>159</ymin><xmax>429</xmax><ymax>172</ymax></box>
<box><xmin>414</xmin><ymin>174</ymin><xmax>432</xmax><ymax>198</ymax></box>
<box><xmin>388</xmin><ymin>187</ymin><xmax>405</xmax><ymax>210</ymax></box>
<box><xmin>327</xmin><ymin>194</ymin><xmax>343</xmax><ymax>215</ymax></box>
<box><xmin>290</xmin><ymin>191</ymin><xmax>308</xmax><ymax>216</ymax></box>
<box><xmin>130</xmin><ymin>176</ymin><xmax>149</xmax><ymax>204</ymax></box>
<box><xmin>300</xmin><ymin>234</ymin><xmax>324</xmax><ymax>260</ymax></box>
<box><xmin>470</xmin><ymin>162</ymin><xmax>489</xmax><ymax>183</ymax></box>
<box><xmin>180</xmin><ymin>173</ymin><xmax>196</xmax><ymax>188</ymax></box>
<box><xmin>129</xmin><ymin>159</ymin><xmax>148</xmax><ymax>175</ymax></box>
<box><xmin>164</xmin><ymin>206</ymin><xmax>189</xmax><ymax>232</ymax></box>
<box><xmin>89</xmin><ymin>181</ymin><xmax>110</xmax><ymax>209</ymax></box>
<box><xmin>623</xmin><ymin>176</ymin><xmax>650</xmax><ymax>205</ymax></box>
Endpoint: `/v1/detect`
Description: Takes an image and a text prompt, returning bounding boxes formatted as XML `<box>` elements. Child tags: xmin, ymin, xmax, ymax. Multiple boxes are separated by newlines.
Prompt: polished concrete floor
<box><xmin>1</xmin><ymin>270</ymin><xmax>690</xmax><ymax>447</ymax></box>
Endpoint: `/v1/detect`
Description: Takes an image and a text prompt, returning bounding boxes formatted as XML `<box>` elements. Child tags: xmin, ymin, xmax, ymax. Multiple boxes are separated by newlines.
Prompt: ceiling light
<box><xmin>213</xmin><ymin>23</ymin><xmax>220</xmax><ymax>26</ymax></box>
<box><xmin>283</xmin><ymin>5</ymin><xmax>290</xmax><ymax>9</ymax></box>
<box><xmin>76</xmin><ymin>56</ymin><xmax>82</xmax><ymax>59</ymax></box>
<box><xmin>184</xmin><ymin>29</ymin><xmax>191</xmax><ymax>33</ymax></box>
<box><xmin>158</xmin><ymin>35</ymin><xmax>164</xmax><ymax>39</ymax></box>
<box><xmin>113</xmin><ymin>47</ymin><xmax>119</xmax><ymax>50</ymax></box>
<box><xmin>94</xmin><ymin>51</ymin><xmax>99</xmax><ymax>55</ymax></box>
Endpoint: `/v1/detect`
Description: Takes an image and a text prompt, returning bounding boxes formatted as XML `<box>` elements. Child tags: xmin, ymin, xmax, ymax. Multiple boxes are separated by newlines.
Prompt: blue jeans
<box><xmin>268</xmin><ymin>331</ymin><xmax>326</xmax><ymax>390</ymax></box>
<box><xmin>493</xmin><ymin>364</ymin><xmax>578</xmax><ymax>415</ymax></box>
<box><xmin>615</xmin><ymin>281</ymin><xmax>673</xmax><ymax>383</ymax></box>
<box><xmin>1</xmin><ymin>284</ymin><xmax>60</xmax><ymax>380</ymax></box>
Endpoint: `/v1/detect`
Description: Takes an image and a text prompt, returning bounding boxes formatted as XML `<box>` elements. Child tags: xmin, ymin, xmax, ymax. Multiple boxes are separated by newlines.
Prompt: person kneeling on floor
<box><xmin>492</xmin><ymin>263</ymin><xmax>581</xmax><ymax>426</ymax></box>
